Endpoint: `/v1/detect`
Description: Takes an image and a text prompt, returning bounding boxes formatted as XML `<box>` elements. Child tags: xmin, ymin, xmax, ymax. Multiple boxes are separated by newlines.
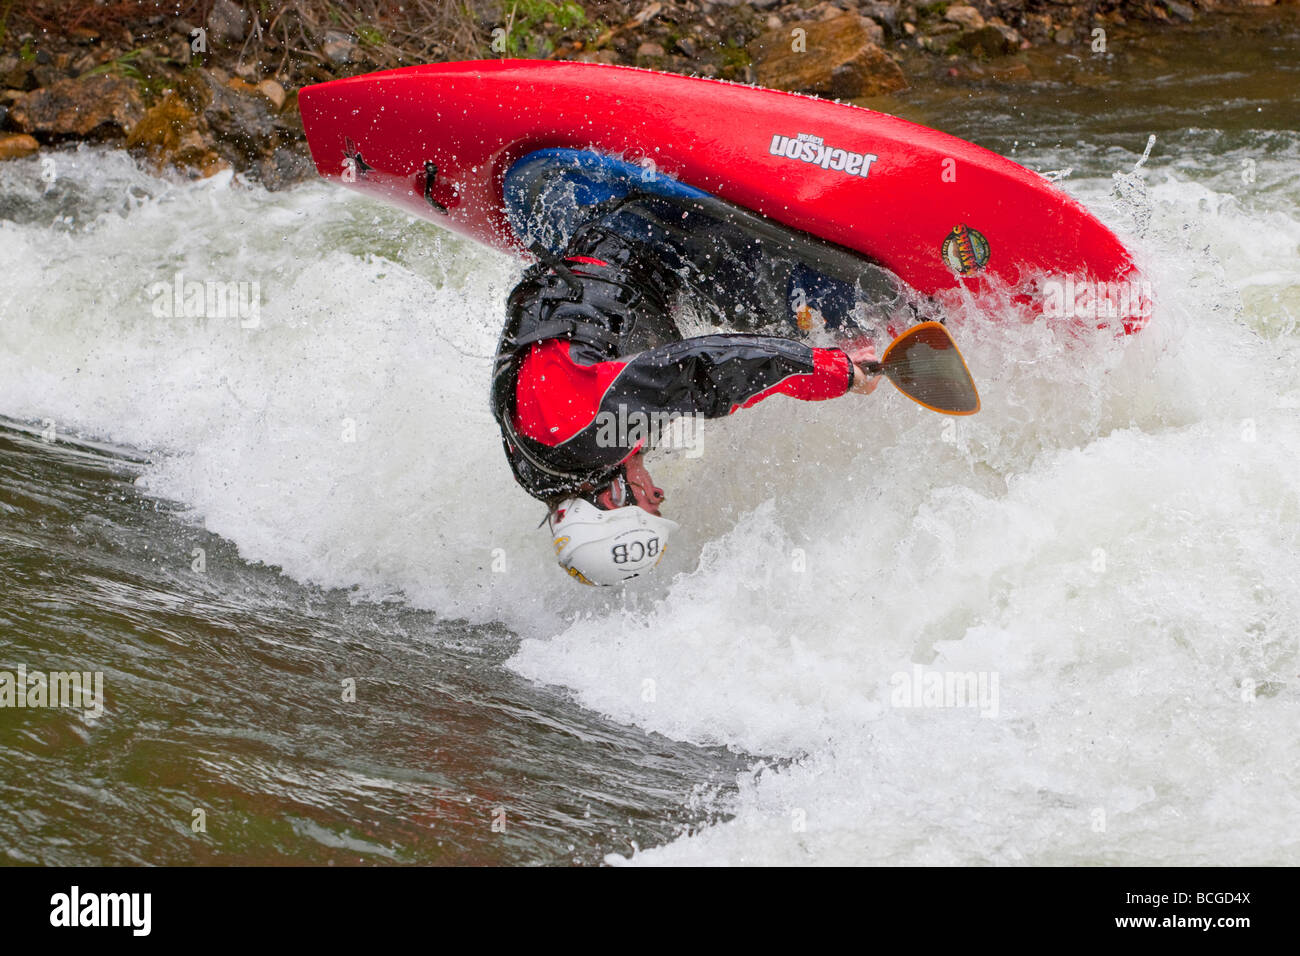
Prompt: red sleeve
<box><xmin>732</xmin><ymin>347</ymin><xmax>853</xmax><ymax>411</ymax></box>
<box><xmin>513</xmin><ymin>340</ymin><xmax>628</xmax><ymax>445</ymax></box>
<box><xmin>514</xmin><ymin>338</ymin><xmax>853</xmax><ymax>446</ymax></box>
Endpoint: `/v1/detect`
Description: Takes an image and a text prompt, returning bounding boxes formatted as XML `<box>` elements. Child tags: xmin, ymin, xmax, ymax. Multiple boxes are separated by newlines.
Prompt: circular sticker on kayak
<box><xmin>941</xmin><ymin>224</ymin><xmax>990</xmax><ymax>275</ymax></box>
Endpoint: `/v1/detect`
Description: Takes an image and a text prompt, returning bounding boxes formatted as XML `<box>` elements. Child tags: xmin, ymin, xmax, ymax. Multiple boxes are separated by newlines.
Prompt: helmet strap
<box><xmin>582</xmin><ymin>467</ymin><xmax>629</xmax><ymax>510</ymax></box>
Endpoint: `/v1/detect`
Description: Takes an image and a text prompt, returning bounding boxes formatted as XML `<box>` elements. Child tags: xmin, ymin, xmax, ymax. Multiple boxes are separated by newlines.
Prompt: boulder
<box><xmin>322</xmin><ymin>31</ymin><xmax>357</xmax><ymax>64</ymax></box>
<box><xmin>226</xmin><ymin>76</ymin><xmax>261</xmax><ymax>96</ymax></box>
<box><xmin>256</xmin><ymin>79</ymin><xmax>286</xmax><ymax>112</ymax></box>
<box><xmin>31</xmin><ymin>65</ymin><xmax>68</xmax><ymax>88</ymax></box>
<box><xmin>859</xmin><ymin>2</ymin><xmax>902</xmax><ymax>37</ymax></box>
<box><xmin>10</xmin><ymin>73</ymin><xmax>144</xmax><ymax>140</ymax></box>
<box><xmin>749</xmin><ymin>15</ymin><xmax>906</xmax><ymax>99</ymax></box>
<box><xmin>859</xmin><ymin>17</ymin><xmax>886</xmax><ymax>46</ymax></box>
<box><xmin>176</xmin><ymin>68</ymin><xmax>303</xmax><ymax>170</ymax></box>
<box><xmin>809</xmin><ymin>2</ymin><xmax>846</xmax><ymax>20</ymax></box>
<box><xmin>206</xmin><ymin>0</ymin><xmax>249</xmax><ymax>43</ymax></box>
<box><xmin>125</xmin><ymin>92</ymin><xmax>224</xmax><ymax>175</ymax></box>
<box><xmin>952</xmin><ymin>25</ymin><xmax>1021</xmax><ymax>58</ymax></box>
<box><xmin>125</xmin><ymin>93</ymin><xmax>196</xmax><ymax>154</ymax></box>
<box><xmin>256</xmin><ymin>146</ymin><xmax>315</xmax><ymax>191</ymax></box>
<box><xmin>944</xmin><ymin>5</ymin><xmax>986</xmax><ymax>30</ymax></box>
<box><xmin>0</xmin><ymin>55</ymin><xmax>32</xmax><ymax>90</ymax></box>
<box><xmin>0</xmin><ymin>132</ymin><xmax>39</xmax><ymax>160</ymax></box>
<box><xmin>1021</xmin><ymin>13</ymin><xmax>1054</xmax><ymax>42</ymax></box>
<box><xmin>176</xmin><ymin>68</ymin><xmax>278</xmax><ymax>165</ymax></box>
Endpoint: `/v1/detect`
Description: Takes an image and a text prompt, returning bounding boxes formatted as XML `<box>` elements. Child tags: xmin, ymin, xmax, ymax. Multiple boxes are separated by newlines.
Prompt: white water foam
<box><xmin>2</xmin><ymin>144</ymin><xmax>1297</xmax><ymax>864</ymax></box>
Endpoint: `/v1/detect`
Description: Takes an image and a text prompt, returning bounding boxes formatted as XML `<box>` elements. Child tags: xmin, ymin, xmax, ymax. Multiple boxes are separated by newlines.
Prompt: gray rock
<box><xmin>207</xmin><ymin>0</ymin><xmax>248</xmax><ymax>44</ymax></box>
<box><xmin>859</xmin><ymin>3</ymin><xmax>901</xmax><ymax>37</ymax></box>
<box><xmin>257</xmin><ymin>147</ymin><xmax>314</xmax><ymax>191</ymax></box>
<box><xmin>1167</xmin><ymin>1</ymin><xmax>1196</xmax><ymax>20</ymax></box>
<box><xmin>10</xmin><ymin>73</ymin><xmax>145</xmax><ymax>140</ymax></box>
<box><xmin>256</xmin><ymin>79</ymin><xmax>286</xmax><ymax>112</ymax></box>
<box><xmin>0</xmin><ymin>55</ymin><xmax>30</xmax><ymax>90</ymax></box>
<box><xmin>944</xmin><ymin>5</ymin><xmax>985</xmax><ymax>31</ymax></box>
<box><xmin>322</xmin><ymin>30</ymin><xmax>357</xmax><ymax>65</ymax></box>
<box><xmin>31</xmin><ymin>65</ymin><xmax>66</xmax><ymax>88</ymax></box>
<box><xmin>187</xmin><ymin>70</ymin><xmax>278</xmax><ymax>164</ymax></box>
<box><xmin>860</xmin><ymin>17</ymin><xmax>885</xmax><ymax>46</ymax></box>
<box><xmin>952</xmin><ymin>25</ymin><xmax>1019</xmax><ymax>58</ymax></box>
<box><xmin>576</xmin><ymin>49</ymin><xmax>621</xmax><ymax>65</ymax></box>
<box><xmin>750</xmin><ymin>15</ymin><xmax>906</xmax><ymax>98</ymax></box>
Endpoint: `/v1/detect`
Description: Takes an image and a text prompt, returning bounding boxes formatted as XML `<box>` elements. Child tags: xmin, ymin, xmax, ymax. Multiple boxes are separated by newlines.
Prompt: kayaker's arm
<box><xmin>578</xmin><ymin>333</ymin><xmax>860</xmax><ymax>419</ymax></box>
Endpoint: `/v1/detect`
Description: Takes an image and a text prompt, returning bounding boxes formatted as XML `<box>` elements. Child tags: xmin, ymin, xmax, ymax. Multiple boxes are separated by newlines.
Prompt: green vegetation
<box><xmin>356</xmin><ymin>25</ymin><xmax>384</xmax><ymax>47</ymax></box>
<box><xmin>718</xmin><ymin>43</ymin><xmax>751</xmax><ymax>71</ymax></box>
<box><xmin>500</xmin><ymin>0</ymin><xmax>590</xmax><ymax>58</ymax></box>
<box><xmin>916</xmin><ymin>2</ymin><xmax>954</xmax><ymax>22</ymax></box>
<box><xmin>84</xmin><ymin>48</ymin><xmax>170</xmax><ymax>101</ymax></box>
<box><xmin>82</xmin><ymin>48</ymin><xmax>144</xmax><ymax>79</ymax></box>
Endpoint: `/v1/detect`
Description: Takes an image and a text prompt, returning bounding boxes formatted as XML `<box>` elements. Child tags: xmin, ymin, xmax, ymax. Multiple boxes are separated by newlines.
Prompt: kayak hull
<box><xmin>298</xmin><ymin>59</ymin><xmax>1148</xmax><ymax>331</ymax></box>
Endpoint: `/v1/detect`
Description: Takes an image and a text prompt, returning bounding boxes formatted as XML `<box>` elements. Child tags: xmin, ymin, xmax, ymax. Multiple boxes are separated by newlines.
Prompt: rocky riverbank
<box><xmin>0</xmin><ymin>0</ymin><xmax>1293</xmax><ymax>186</ymax></box>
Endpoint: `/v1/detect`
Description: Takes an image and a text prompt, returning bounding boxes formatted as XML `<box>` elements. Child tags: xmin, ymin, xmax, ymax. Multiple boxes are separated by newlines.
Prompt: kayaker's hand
<box><xmin>850</xmin><ymin>363</ymin><xmax>882</xmax><ymax>394</ymax></box>
<box><xmin>844</xmin><ymin>342</ymin><xmax>882</xmax><ymax>395</ymax></box>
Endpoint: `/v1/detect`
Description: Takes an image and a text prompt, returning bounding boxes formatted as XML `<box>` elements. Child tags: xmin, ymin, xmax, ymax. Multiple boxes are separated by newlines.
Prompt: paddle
<box><xmin>859</xmin><ymin>321</ymin><xmax>981</xmax><ymax>416</ymax></box>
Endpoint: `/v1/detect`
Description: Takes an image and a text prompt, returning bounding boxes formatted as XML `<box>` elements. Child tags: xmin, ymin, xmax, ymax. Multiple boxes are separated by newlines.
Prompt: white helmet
<box><xmin>548</xmin><ymin>497</ymin><xmax>679</xmax><ymax>586</ymax></box>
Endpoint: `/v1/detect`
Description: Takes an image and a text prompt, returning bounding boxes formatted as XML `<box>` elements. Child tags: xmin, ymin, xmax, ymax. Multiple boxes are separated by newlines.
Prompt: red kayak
<box><xmin>298</xmin><ymin>59</ymin><xmax>1148</xmax><ymax>332</ymax></box>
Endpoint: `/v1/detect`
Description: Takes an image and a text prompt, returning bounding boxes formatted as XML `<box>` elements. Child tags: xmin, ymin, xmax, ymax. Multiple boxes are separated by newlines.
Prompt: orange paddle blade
<box><xmin>872</xmin><ymin>322</ymin><xmax>981</xmax><ymax>415</ymax></box>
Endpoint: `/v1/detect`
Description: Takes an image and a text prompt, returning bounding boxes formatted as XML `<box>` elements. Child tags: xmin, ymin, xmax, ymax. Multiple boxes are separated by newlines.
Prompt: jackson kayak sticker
<box><xmin>769</xmin><ymin>133</ymin><xmax>879</xmax><ymax>178</ymax></box>
<box><xmin>941</xmin><ymin>224</ymin><xmax>990</xmax><ymax>275</ymax></box>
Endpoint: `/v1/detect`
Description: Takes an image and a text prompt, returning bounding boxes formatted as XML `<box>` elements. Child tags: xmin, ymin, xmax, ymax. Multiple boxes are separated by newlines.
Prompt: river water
<box><xmin>1</xmin><ymin>11</ymin><xmax>1297</xmax><ymax>865</ymax></box>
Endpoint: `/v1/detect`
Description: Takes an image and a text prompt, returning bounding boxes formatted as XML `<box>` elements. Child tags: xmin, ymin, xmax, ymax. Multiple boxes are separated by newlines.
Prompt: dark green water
<box><xmin>0</xmin><ymin>422</ymin><xmax>744</xmax><ymax>864</ymax></box>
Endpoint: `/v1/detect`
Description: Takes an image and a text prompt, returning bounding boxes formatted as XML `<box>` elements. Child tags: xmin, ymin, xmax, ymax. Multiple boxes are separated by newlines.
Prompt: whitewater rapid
<box><xmin>1</xmin><ymin>132</ymin><xmax>1296</xmax><ymax>864</ymax></box>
